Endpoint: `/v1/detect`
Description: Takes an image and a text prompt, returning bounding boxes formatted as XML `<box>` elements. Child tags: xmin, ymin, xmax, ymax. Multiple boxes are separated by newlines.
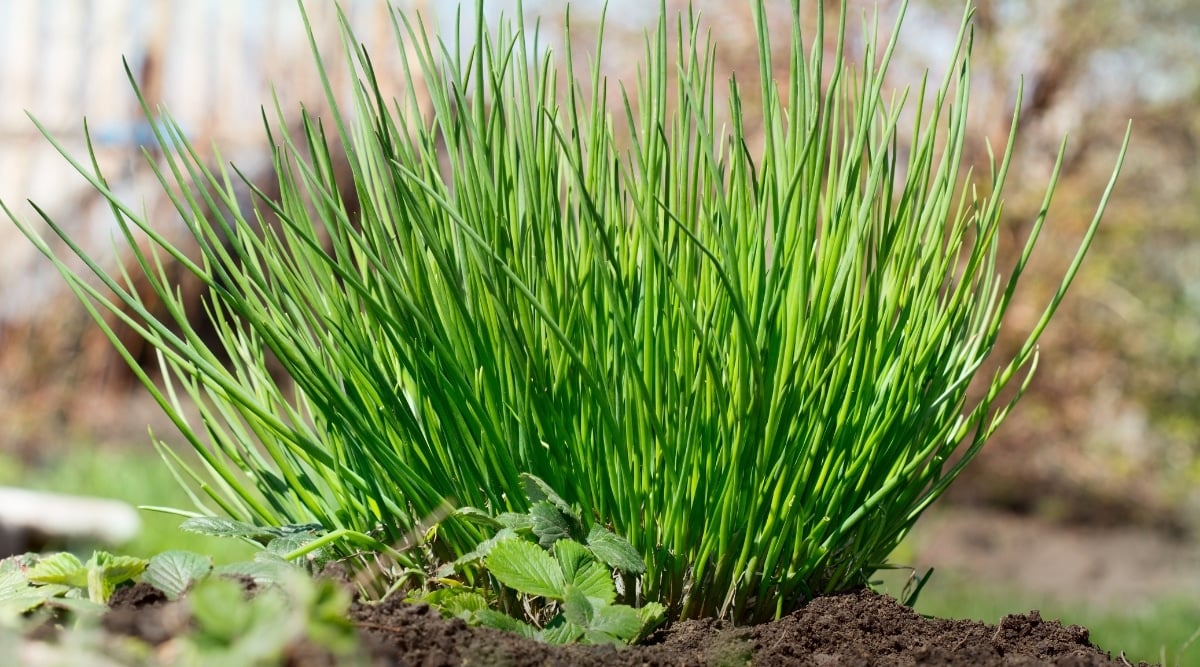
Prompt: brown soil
<box><xmin>99</xmin><ymin>583</ymin><xmax>1147</xmax><ymax>666</ymax></box>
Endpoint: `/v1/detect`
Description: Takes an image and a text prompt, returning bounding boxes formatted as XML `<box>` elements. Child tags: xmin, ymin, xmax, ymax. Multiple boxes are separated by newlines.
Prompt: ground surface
<box><xmin>99</xmin><ymin>584</ymin><xmax>1145</xmax><ymax>666</ymax></box>
<box><xmin>906</xmin><ymin>507</ymin><xmax>1200</xmax><ymax>609</ymax></box>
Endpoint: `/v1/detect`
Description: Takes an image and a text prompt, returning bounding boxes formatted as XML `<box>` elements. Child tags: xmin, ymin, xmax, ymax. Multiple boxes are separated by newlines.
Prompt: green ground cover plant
<box><xmin>6</xmin><ymin>0</ymin><xmax>1128</xmax><ymax>629</ymax></box>
<box><xmin>24</xmin><ymin>551</ymin><xmax>146</xmax><ymax>605</ymax></box>
<box><xmin>0</xmin><ymin>550</ymin><xmax>363</xmax><ymax>665</ymax></box>
<box><xmin>416</xmin><ymin>473</ymin><xmax>665</xmax><ymax>644</ymax></box>
<box><xmin>1</xmin><ymin>546</ymin><xmax>310</xmax><ymax>621</ymax></box>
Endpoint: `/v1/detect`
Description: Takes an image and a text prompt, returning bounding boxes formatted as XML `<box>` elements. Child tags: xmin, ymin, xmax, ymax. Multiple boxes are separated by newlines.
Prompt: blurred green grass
<box><xmin>919</xmin><ymin>584</ymin><xmax>1197</xmax><ymax>666</ymax></box>
<box><xmin>874</xmin><ymin>568</ymin><xmax>1200</xmax><ymax>666</ymax></box>
<box><xmin>0</xmin><ymin>446</ymin><xmax>256</xmax><ymax>564</ymax></box>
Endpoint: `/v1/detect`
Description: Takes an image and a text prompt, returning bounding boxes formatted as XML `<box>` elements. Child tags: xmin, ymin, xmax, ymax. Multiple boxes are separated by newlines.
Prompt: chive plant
<box><xmin>8</xmin><ymin>0</ymin><xmax>1127</xmax><ymax>624</ymax></box>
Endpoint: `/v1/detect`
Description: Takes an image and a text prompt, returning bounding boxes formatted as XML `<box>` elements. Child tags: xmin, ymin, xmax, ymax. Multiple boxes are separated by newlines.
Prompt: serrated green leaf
<box><xmin>0</xmin><ymin>590</ymin><xmax>65</xmax><ymax>618</ymax></box>
<box><xmin>0</xmin><ymin>565</ymin><xmax>70</xmax><ymax>621</ymax></box>
<box><xmin>215</xmin><ymin>559</ymin><xmax>296</xmax><ymax>586</ymax></box>
<box><xmin>272</xmin><ymin>523</ymin><xmax>324</xmax><ymax>536</ymax></box>
<box><xmin>423</xmin><ymin>588</ymin><xmax>489</xmax><ymax>618</ymax></box>
<box><xmin>455</xmin><ymin>527</ymin><xmax>518</xmax><ymax>567</ymax></box>
<box><xmin>180</xmin><ymin>516</ymin><xmax>274</xmax><ymax>540</ymax></box>
<box><xmin>454</xmin><ymin>506</ymin><xmax>502</xmax><ymax>529</ymax></box>
<box><xmin>519</xmin><ymin>474</ymin><xmax>578</xmax><ymax>522</ymax></box>
<box><xmin>473</xmin><ymin>609</ymin><xmax>539</xmax><ymax>639</ymax></box>
<box><xmin>571</xmin><ymin>560</ymin><xmax>616</xmax><ymax>606</ymax></box>
<box><xmin>539</xmin><ymin>618</ymin><xmax>585</xmax><ymax>645</ymax></box>
<box><xmin>586</xmin><ymin>524</ymin><xmax>645</xmax><ymax>574</ymax></box>
<box><xmin>266</xmin><ymin>533</ymin><xmax>322</xmax><ymax>560</ymax></box>
<box><xmin>144</xmin><ymin>550</ymin><xmax>213</xmax><ymax>600</ymax></box>
<box><xmin>529</xmin><ymin>501</ymin><xmax>571</xmax><ymax>548</ymax></box>
<box><xmin>582</xmin><ymin>629</ymin><xmax>623</xmax><ymax>646</ymax></box>
<box><xmin>485</xmin><ymin>539</ymin><xmax>565</xmax><ymax>599</ymax></box>
<box><xmin>638</xmin><ymin>602</ymin><xmax>667</xmax><ymax>637</ymax></box>
<box><xmin>0</xmin><ymin>558</ymin><xmax>28</xmax><ymax>597</ymax></box>
<box><xmin>588</xmin><ymin>603</ymin><xmax>643</xmax><ymax>641</ymax></box>
<box><xmin>417</xmin><ymin>587</ymin><xmax>462</xmax><ymax>605</ymax></box>
<box><xmin>253</xmin><ymin>550</ymin><xmax>288</xmax><ymax>564</ymax></box>
<box><xmin>88</xmin><ymin>551</ymin><xmax>148</xmax><ymax>604</ymax></box>
<box><xmin>561</xmin><ymin>584</ymin><xmax>594</xmax><ymax>627</ymax></box>
<box><xmin>553</xmin><ymin>539</ymin><xmax>593</xmax><ymax>584</ymax></box>
<box><xmin>27</xmin><ymin>553</ymin><xmax>86</xmax><ymax>588</ymax></box>
<box><xmin>495</xmin><ymin>512</ymin><xmax>533</xmax><ymax>532</ymax></box>
<box><xmin>88</xmin><ymin>552</ymin><xmax>148</xmax><ymax>583</ymax></box>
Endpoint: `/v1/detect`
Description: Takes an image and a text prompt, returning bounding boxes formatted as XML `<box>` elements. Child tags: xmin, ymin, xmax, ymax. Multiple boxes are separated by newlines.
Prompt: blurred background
<box><xmin>0</xmin><ymin>0</ymin><xmax>1196</xmax><ymax>662</ymax></box>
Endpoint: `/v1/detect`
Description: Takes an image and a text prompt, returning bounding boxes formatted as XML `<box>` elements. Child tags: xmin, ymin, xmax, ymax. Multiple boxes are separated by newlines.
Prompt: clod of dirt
<box><xmin>102</xmin><ymin>582</ymin><xmax>185</xmax><ymax>646</ymax></box>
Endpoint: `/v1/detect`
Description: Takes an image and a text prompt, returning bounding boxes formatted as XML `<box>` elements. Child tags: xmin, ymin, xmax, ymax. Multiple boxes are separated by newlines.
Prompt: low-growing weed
<box><xmin>413</xmin><ymin>474</ymin><xmax>665</xmax><ymax>645</ymax></box>
<box><xmin>0</xmin><ymin>546</ymin><xmax>363</xmax><ymax>665</ymax></box>
<box><xmin>26</xmin><ymin>550</ymin><xmax>147</xmax><ymax>605</ymax></box>
<box><xmin>164</xmin><ymin>571</ymin><xmax>361</xmax><ymax>666</ymax></box>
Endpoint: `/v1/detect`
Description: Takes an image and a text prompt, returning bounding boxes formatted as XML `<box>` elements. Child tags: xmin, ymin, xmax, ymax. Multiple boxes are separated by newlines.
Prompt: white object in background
<box><xmin>0</xmin><ymin>486</ymin><xmax>141</xmax><ymax>549</ymax></box>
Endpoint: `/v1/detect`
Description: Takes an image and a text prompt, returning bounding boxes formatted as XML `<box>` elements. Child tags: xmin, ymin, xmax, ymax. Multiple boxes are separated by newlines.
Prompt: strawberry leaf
<box><xmin>485</xmin><ymin>539</ymin><xmax>565</xmax><ymax>599</ymax></box>
<box><xmin>143</xmin><ymin>550</ymin><xmax>213</xmax><ymax>600</ymax></box>
<box><xmin>530</xmin><ymin>501</ymin><xmax>571</xmax><ymax>548</ymax></box>
<box><xmin>586</xmin><ymin>525</ymin><xmax>645</xmax><ymax>574</ymax></box>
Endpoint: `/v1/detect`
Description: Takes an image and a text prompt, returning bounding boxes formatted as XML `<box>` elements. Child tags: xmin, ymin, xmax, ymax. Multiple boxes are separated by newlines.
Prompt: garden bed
<box><xmin>99</xmin><ymin>584</ymin><xmax>1142</xmax><ymax>666</ymax></box>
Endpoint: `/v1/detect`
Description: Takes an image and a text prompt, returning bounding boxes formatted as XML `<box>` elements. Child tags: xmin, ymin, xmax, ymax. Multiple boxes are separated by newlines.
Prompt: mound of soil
<box><xmin>101</xmin><ymin>584</ymin><xmax>1147</xmax><ymax>666</ymax></box>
